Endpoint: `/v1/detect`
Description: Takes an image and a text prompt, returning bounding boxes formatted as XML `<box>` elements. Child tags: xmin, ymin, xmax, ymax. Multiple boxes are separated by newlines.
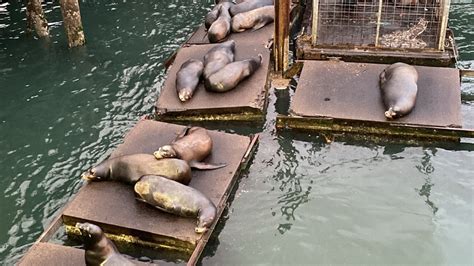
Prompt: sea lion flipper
<box><xmin>251</xmin><ymin>21</ymin><xmax>267</xmax><ymax>32</ymax></box>
<box><xmin>189</xmin><ymin>161</ymin><xmax>227</xmax><ymax>170</ymax></box>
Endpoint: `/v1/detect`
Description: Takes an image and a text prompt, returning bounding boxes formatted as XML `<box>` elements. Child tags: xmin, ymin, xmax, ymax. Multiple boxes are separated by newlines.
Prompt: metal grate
<box><xmin>311</xmin><ymin>0</ymin><xmax>451</xmax><ymax>50</ymax></box>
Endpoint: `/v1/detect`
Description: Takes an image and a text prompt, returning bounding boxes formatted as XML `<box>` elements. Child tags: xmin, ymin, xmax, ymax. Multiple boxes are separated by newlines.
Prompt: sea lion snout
<box><xmin>81</xmin><ymin>168</ymin><xmax>99</xmax><ymax>181</ymax></box>
<box><xmin>178</xmin><ymin>89</ymin><xmax>193</xmax><ymax>102</ymax></box>
<box><xmin>154</xmin><ymin>145</ymin><xmax>177</xmax><ymax>159</ymax></box>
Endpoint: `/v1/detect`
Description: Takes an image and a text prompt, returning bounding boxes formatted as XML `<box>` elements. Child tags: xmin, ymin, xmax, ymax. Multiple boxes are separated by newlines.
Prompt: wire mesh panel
<box><xmin>312</xmin><ymin>0</ymin><xmax>450</xmax><ymax>50</ymax></box>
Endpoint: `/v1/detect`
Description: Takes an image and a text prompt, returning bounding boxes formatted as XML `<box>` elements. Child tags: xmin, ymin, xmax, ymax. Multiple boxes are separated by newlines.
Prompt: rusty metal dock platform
<box><xmin>277</xmin><ymin>60</ymin><xmax>474</xmax><ymax>140</ymax></box>
<box><xmin>20</xmin><ymin>120</ymin><xmax>258</xmax><ymax>265</ymax></box>
<box><xmin>155</xmin><ymin>43</ymin><xmax>271</xmax><ymax>122</ymax></box>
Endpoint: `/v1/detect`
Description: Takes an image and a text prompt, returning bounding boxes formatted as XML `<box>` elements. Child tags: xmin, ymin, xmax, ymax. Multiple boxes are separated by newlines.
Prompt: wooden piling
<box><xmin>274</xmin><ymin>0</ymin><xmax>290</xmax><ymax>74</ymax></box>
<box><xmin>26</xmin><ymin>0</ymin><xmax>49</xmax><ymax>38</ymax></box>
<box><xmin>59</xmin><ymin>0</ymin><xmax>85</xmax><ymax>47</ymax></box>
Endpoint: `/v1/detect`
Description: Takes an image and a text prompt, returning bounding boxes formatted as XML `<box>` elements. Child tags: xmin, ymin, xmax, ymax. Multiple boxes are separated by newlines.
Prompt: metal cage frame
<box><xmin>311</xmin><ymin>0</ymin><xmax>451</xmax><ymax>51</ymax></box>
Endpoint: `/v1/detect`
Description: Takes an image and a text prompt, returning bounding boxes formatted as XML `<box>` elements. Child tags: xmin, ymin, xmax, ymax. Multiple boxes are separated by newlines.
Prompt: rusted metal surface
<box><xmin>62</xmin><ymin>120</ymin><xmax>257</xmax><ymax>261</ymax></box>
<box><xmin>186</xmin><ymin>23</ymin><xmax>274</xmax><ymax>45</ymax></box>
<box><xmin>290</xmin><ymin>61</ymin><xmax>462</xmax><ymax>128</ymax></box>
<box><xmin>274</xmin><ymin>0</ymin><xmax>290</xmax><ymax>73</ymax></box>
<box><xmin>18</xmin><ymin>243</ymin><xmax>86</xmax><ymax>266</ymax></box>
<box><xmin>155</xmin><ymin>43</ymin><xmax>270</xmax><ymax>121</ymax></box>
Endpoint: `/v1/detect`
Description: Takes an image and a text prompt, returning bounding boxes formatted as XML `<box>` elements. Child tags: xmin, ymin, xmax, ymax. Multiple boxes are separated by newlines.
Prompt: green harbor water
<box><xmin>0</xmin><ymin>0</ymin><xmax>473</xmax><ymax>265</ymax></box>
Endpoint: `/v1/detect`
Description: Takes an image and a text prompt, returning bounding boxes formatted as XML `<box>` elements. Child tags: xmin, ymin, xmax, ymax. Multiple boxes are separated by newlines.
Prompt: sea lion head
<box><xmin>76</xmin><ymin>222</ymin><xmax>105</xmax><ymax>248</ymax></box>
<box><xmin>195</xmin><ymin>205</ymin><xmax>217</xmax><ymax>234</ymax></box>
<box><xmin>178</xmin><ymin>88</ymin><xmax>193</xmax><ymax>102</ymax></box>
<box><xmin>153</xmin><ymin>145</ymin><xmax>178</xmax><ymax>159</ymax></box>
<box><xmin>81</xmin><ymin>167</ymin><xmax>101</xmax><ymax>181</ymax></box>
<box><xmin>81</xmin><ymin>162</ymin><xmax>110</xmax><ymax>181</ymax></box>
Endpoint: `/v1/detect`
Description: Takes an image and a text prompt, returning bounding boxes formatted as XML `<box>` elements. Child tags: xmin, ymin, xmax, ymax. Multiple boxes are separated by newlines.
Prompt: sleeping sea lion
<box><xmin>230</xmin><ymin>0</ymin><xmax>274</xmax><ymax>16</ymax></box>
<box><xmin>81</xmin><ymin>154</ymin><xmax>192</xmax><ymax>185</ymax></box>
<box><xmin>205</xmin><ymin>0</ymin><xmax>234</xmax><ymax>29</ymax></box>
<box><xmin>203</xmin><ymin>40</ymin><xmax>235</xmax><ymax>79</ymax></box>
<box><xmin>176</xmin><ymin>59</ymin><xmax>203</xmax><ymax>102</ymax></box>
<box><xmin>76</xmin><ymin>222</ymin><xmax>136</xmax><ymax>266</ymax></box>
<box><xmin>208</xmin><ymin>2</ymin><xmax>233</xmax><ymax>43</ymax></box>
<box><xmin>379</xmin><ymin>62</ymin><xmax>419</xmax><ymax>119</ymax></box>
<box><xmin>134</xmin><ymin>175</ymin><xmax>217</xmax><ymax>234</ymax></box>
<box><xmin>205</xmin><ymin>54</ymin><xmax>262</xmax><ymax>92</ymax></box>
<box><xmin>231</xmin><ymin>6</ymin><xmax>274</xmax><ymax>33</ymax></box>
<box><xmin>154</xmin><ymin>126</ymin><xmax>226</xmax><ymax>170</ymax></box>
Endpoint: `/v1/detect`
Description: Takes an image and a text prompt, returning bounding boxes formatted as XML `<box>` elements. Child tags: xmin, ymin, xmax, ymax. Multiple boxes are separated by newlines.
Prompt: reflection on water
<box><xmin>0</xmin><ymin>1</ymin><xmax>473</xmax><ymax>265</ymax></box>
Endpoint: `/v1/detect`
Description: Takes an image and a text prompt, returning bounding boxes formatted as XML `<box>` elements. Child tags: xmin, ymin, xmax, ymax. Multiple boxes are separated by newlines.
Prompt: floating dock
<box><xmin>277</xmin><ymin>60</ymin><xmax>474</xmax><ymax>140</ymax></box>
<box><xmin>20</xmin><ymin>120</ymin><xmax>258</xmax><ymax>265</ymax></box>
<box><xmin>155</xmin><ymin>43</ymin><xmax>271</xmax><ymax>122</ymax></box>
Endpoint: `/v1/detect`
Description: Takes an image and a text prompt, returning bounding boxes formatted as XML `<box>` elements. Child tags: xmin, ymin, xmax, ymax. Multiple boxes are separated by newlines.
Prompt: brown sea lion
<box><xmin>76</xmin><ymin>222</ymin><xmax>136</xmax><ymax>266</ymax></box>
<box><xmin>176</xmin><ymin>59</ymin><xmax>203</xmax><ymax>102</ymax></box>
<box><xmin>231</xmin><ymin>6</ymin><xmax>274</xmax><ymax>33</ymax></box>
<box><xmin>205</xmin><ymin>0</ymin><xmax>234</xmax><ymax>29</ymax></box>
<box><xmin>135</xmin><ymin>175</ymin><xmax>217</xmax><ymax>234</ymax></box>
<box><xmin>81</xmin><ymin>154</ymin><xmax>192</xmax><ymax>185</ymax></box>
<box><xmin>208</xmin><ymin>2</ymin><xmax>233</xmax><ymax>43</ymax></box>
<box><xmin>205</xmin><ymin>54</ymin><xmax>262</xmax><ymax>92</ymax></box>
<box><xmin>379</xmin><ymin>62</ymin><xmax>419</xmax><ymax>119</ymax></box>
<box><xmin>230</xmin><ymin>0</ymin><xmax>274</xmax><ymax>16</ymax></box>
<box><xmin>203</xmin><ymin>40</ymin><xmax>235</xmax><ymax>79</ymax></box>
<box><xmin>154</xmin><ymin>126</ymin><xmax>226</xmax><ymax>170</ymax></box>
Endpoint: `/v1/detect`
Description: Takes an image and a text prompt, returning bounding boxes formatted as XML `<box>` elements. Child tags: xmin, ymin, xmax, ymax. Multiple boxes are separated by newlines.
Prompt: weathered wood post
<box><xmin>26</xmin><ymin>0</ymin><xmax>49</xmax><ymax>38</ymax></box>
<box><xmin>59</xmin><ymin>0</ymin><xmax>85</xmax><ymax>47</ymax></box>
<box><xmin>274</xmin><ymin>0</ymin><xmax>290</xmax><ymax>74</ymax></box>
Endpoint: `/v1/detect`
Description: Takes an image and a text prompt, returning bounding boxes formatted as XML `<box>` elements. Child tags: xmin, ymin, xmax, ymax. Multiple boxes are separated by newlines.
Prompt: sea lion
<box><xmin>205</xmin><ymin>54</ymin><xmax>262</xmax><ymax>92</ymax></box>
<box><xmin>203</xmin><ymin>40</ymin><xmax>235</xmax><ymax>79</ymax></box>
<box><xmin>176</xmin><ymin>59</ymin><xmax>204</xmax><ymax>102</ymax></box>
<box><xmin>76</xmin><ymin>222</ymin><xmax>136</xmax><ymax>266</ymax></box>
<box><xmin>81</xmin><ymin>154</ymin><xmax>192</xmax><ymax>185</ymax></box>
<box><xmin>230</xmin><ymin>0</ymin><xmax>274</xmax><ymax>16</ymax></box>
<box><xmin>154</xmin><ymin>126</ymin><xmax>226</xmax><ymax>170</ymax></box>
<box><xmin>208</xmin><ymin>2</ymin><xmax>233</xmax><ymax>43</ymax></box>
<box><xmin>379</xmin><ymin>62</ymin><xmax>419</xmax><ymax>119</ymax></box>
<box><xmin>205</xmin><ymin>0</ymin><xmax>233</xmax><ymax>29</ymax></box>
<box><xmin>135</xmin><ymin>175</ymin><xmax>217</xmax><ymax>234</ymax></box>
<box><xmin>231</xmin><ymin>6</ymin><xmax>274</xmax><ymax>33</ymax></box>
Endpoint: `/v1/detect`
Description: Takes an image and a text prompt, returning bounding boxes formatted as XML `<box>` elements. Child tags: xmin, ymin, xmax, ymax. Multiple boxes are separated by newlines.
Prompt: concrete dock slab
<box><xmin>155</xmin><ymin>43</ymin><xmax>270</xmax><ymax>121</ymax></box>
<box><xmin>290</xmin><ymin>61</ymin><xmax>462</xmax><ymax>127</ymax></box>
<box><xmin>61</xmin><ymin>120</ymin><xmax>257</xmax><ymax>259</ymax></box>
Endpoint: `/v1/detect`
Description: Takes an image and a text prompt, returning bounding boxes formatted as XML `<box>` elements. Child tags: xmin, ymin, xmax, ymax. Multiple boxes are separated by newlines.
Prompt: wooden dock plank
<box><xmin>62</xmin><ymin>120</ymin><xmax>256</xmax><ymax>256</ymax></box>
<box><xmin>155</xmin><ymin>43</ymin><xmax>270</xmax><ymax>121</ymax></box>
<box><xmin>186</xmin><ymin>23</ymin><xmax>273</xmax><ymax>46</ymax></box>
<box><xmin>290</xmin><ymin>60</ymin><xmax>462</xmax><ymax>128</ymax></box>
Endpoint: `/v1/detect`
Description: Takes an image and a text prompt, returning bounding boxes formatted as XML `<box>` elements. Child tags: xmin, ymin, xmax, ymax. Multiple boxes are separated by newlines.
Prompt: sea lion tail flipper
<box><xmin>189</xmin><ymin>161</ymin><xmax>227</xmax><ymax>170</ymax></box>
